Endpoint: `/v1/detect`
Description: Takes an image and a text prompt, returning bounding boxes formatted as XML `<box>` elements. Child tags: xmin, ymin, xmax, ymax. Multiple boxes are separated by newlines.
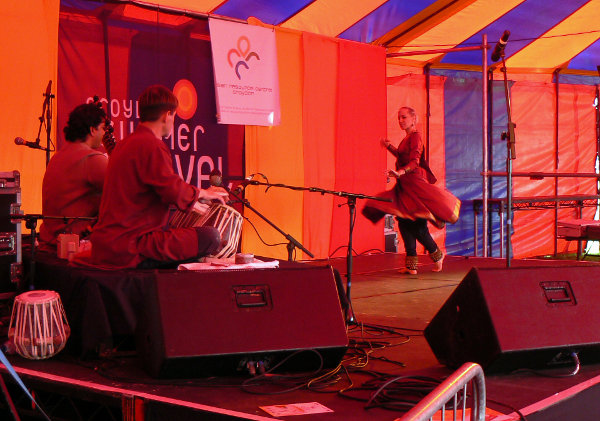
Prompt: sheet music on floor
<box><xmin>178</xmin><ymin>256</ymin><xmax>279</xmax><ymax>271</ymax></box>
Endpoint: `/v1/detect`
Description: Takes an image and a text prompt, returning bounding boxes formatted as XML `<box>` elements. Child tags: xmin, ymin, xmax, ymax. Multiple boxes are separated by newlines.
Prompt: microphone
<box><xmin>231</xmin><ymin>174</ymin><xmax>255</xmax><ymax>196</ymax></box>
<box><xmin>14</xmin><ymin>137</ymin><xmax>45</xmax><ymax>150</ymax></box>
<box><xmin>491</xmin><ymin>30</ymin><xmax>510</xmax><ymax>62</ymax></box>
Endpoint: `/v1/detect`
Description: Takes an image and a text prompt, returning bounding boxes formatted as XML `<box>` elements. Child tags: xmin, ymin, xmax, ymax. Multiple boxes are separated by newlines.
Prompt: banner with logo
<box><xmin>57</xmin><ymin>0</ymin><xmax>244</xmax><ymax>191</ymax></box>
<box><xmin>209</xmin><ymin>18</ymin><xmax>281</xmax><ymax>126</ymax></box>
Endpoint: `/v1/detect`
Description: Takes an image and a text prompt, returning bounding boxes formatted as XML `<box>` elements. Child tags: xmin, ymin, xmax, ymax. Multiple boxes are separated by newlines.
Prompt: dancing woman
<box><xmin>362</xmin><ymin>106</ymin><xmax>460</xmax><ymax>274</ymax></box>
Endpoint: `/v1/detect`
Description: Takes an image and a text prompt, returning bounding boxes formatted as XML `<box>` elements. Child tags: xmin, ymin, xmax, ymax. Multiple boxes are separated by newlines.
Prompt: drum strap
<box><xmin>0</xmin><ymin>349</ymin><xmax>51</xmax><ymax>420</ymax></box>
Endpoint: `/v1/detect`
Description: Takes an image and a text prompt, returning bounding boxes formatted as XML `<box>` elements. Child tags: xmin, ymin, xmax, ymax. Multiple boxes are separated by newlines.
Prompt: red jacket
<box><xmin>90</xmin><ymin>125</ymin><xmax>199</xmax><ymax>269</ymax></box>
<box><xmin>39</xmin><ymin>142</ymin><xmax>107</xmax><ymax>245</ymax></box>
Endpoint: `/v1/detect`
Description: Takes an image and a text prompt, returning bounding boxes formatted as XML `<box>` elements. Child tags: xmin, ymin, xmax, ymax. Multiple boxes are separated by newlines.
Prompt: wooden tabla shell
<box><xmin>198</xmin><ymin>204</ymin><xmax>243</xmax><ymax>258</ymax></box>
<box><xmin>9</xmin><ymin>290</ymin><xmax>71</xmax><ymax>360</ymax></box>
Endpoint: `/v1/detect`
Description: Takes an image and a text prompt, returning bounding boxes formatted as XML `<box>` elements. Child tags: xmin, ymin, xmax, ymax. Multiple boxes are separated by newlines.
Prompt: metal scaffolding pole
<box><xmin>482</xmin><ymin>34</ymin><xmax>489</xmax><ymax>257</ymax></box>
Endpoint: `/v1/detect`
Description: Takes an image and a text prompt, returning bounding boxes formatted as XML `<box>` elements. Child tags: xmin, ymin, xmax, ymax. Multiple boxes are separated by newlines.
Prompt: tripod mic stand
<box><xmin>42</xmin><ymin>81</ymin><xmax>54</xmax><ymax>167</ymax></box>
<box><xmin>245</xmin><ymin>180</ymin><xmax>391</xmax><ymax>324</ymax></box>
<box><xmin>498</xmin><ymin>51</ymin><xmax>516</xmax><ymax>268</ymax></box>
<box><xmin>224</xmin><ymin>183</ymin><xmax>313</xmax><ymax>261</ymax></box>
<box><xmin>30</xmin><ymin>80</ymin><xmax>55</xmax><ymax>167</ymax></box>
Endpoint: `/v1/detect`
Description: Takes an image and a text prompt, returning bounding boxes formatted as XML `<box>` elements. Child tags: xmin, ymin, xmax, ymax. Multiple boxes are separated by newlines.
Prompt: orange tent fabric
<box><xmin>302</xmin><ymin>33</ymin><xmax>339</xmax><ymax>258</ymax></box>
<box><xmin>242</xmin><ymin>29</ymin><xmax>305</xmax><ymax>260</ymax></box>
<box><xmin>0</xmin><ymin>1</ymin><xmax>59</xmax><ymax>214</ymax></box>
<box><xmin>242</xmin><ymin>29</ymin><xmax>387</xmax><ymax>260</ymax></box>
<box><xmin>330</xmin><ymin>40</ymin><xmax>386</xmax><ymax>258</ymax></box>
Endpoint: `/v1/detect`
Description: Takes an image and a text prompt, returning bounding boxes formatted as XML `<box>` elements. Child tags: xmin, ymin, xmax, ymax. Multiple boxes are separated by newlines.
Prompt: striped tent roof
<box><xmin>130</xmin><ymin>0</ymin><xmax>600</xmax><ymax>75</ymax></box>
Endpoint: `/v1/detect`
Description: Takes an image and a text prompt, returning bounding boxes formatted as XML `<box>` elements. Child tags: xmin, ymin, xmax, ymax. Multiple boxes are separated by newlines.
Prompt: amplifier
<box><xmin>425</xmin><ymin>266</ymin><xmax>600</xmax><ymax>373</ymax></box>
<box><xmin>137</xmin><ymin>265</ymin><xmax>348</xmax><ymax>378</ymax></box>
<box><xmin>0</xmin><ymin>171</ymin><xmax>23</xmax><ymax>296</ymax></box>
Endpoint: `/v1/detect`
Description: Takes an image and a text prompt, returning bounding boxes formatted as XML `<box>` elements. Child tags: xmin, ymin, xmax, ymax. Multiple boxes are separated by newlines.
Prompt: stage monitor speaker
<box><xmin>424</xmin><ymin>266</ymin><xmax>600</xmax><ymax>373</ymax></box>
<box><xmin>136</xmin><ymin>265</ymin><xmax>348</xmax><ymax>378</ymax></box>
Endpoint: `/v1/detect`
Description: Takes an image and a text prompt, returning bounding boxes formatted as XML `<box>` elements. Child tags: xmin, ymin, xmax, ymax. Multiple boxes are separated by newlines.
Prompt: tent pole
<box><xmin>487</xmin><ymin>69</ymin><xmax>496</xmax><ymax>257</ymax></box>
<box><xmin>482</xmin><ymin>34</ymin><xmax>489</xmax><ymax>257</ymax></box>
<box><xmin>596</xmin><ymin>84</ymin><xmax>600</xmax><ymax>198</ymax></box>
<box><xmin>553</xmin><ymin>69</ymin><xmax>560</xmax><ymax>256</ymax></box>
<box><xmin>425</xmin><ymin>63</ymin><xmax>431</xmax><ymax>163</ymax></box>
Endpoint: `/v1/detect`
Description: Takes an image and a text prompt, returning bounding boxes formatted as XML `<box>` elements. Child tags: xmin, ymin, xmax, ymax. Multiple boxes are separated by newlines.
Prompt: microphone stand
<box><xmin>594</xmin><ymin>83</ymin><xmax>600</xmax><ymax>254</ymax></box>
<box><xmin>43</xmin><ymin>83</ymin><xmax>54</xmax><ymax>167</ymax></box>
<box><xmin>21</xmin><ymin>214</ymin><xmax>41</xmax><ymax>290</ymax></box>
<box><xmin>498</xmin><ymin>51</ymin><xmax>516</xmax><ymax>268</ymax></box>
<box><xmin>31</xmin><ymin>81</ymin><xmax>55</xmax><ymax>167</ymax></box>
<box><xmin>245</xmin><ymin>180</ymin><xmax>391</xmax><ymax>324</ymax></box>
<box><xmin>224</xmin><ymin>185</ymin><xmax>313</xmax><ymax>261</ymax></box>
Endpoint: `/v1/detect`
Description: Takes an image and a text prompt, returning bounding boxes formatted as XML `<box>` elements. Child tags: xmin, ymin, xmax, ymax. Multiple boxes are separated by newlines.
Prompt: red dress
<box><xmin>363</xmin><ymin>132</ymin><xmax>460</xmax><ymax>228</ymax></box>
<box><xmin>39</xmin><ymin>142</ymin><xmax>107</xmax><ymax>245</ymax></box>
<box><xmin>89</xmin><ymin>125</ymin><xmax>200</xmax><ymax>269</ymax></box>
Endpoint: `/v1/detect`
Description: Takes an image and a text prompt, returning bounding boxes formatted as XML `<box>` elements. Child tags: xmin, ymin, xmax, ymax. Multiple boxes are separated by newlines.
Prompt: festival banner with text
<box><xmin>58</xmin><ymin>0</ymin><xmax>244</xmax><ymax>190</ymax></box>
<box><xmin>209</xmin><ymin>18</ymin><xmax>281</xmax><ymax>126</ymax></box>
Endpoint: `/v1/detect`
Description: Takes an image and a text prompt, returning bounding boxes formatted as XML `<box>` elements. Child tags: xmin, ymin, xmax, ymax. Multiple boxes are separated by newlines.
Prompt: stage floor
<box><xmin>3</xmin><ymin>253</ymin><xmax>600</xmax><ymax>420</ymax></box>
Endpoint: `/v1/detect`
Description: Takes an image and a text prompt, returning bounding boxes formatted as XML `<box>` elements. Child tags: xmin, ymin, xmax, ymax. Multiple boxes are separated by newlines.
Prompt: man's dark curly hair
<box><xmin>63</xmin><ymin>103</ymin><xmax>106</xmax><ymax>143</ymax></box>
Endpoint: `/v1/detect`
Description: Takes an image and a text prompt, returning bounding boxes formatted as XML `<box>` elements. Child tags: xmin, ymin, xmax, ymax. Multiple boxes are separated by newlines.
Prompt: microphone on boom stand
<box><xmin>14</xmin><ymin>137</ymin><xmax>45</xmax><ymax>150</ymax></box>
<box><xmin>491</xmin><ymin>30</ymin><xmax>510</xmax><ymax>62</ymax></box>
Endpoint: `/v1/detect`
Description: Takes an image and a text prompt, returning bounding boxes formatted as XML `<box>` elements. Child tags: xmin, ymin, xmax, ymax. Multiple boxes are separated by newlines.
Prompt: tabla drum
<box><xmin>169</xmin><ymin>203</ymin><xmax>243</xmax><ymax>259</ymax></box>
<box><xmin>8</xmin><ymin>290</ymin><xmax>70</xmax><ymax>360</ymax></box>
<box><xmin>169</xmin><ymin>207</ymin><xmax>204</xmax><ymax>228</ymax></box>
<box><xmin>198</xmin><ymin>204</ymin><xmax>243</xmax><ymax>258</ymax></box>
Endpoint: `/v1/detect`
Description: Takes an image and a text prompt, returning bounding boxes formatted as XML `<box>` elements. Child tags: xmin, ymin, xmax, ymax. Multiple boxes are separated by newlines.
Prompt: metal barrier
<box><xmin>396</xmin><ymin>363</ymin><xmax>486</xmax><ymax>421</ymax></box>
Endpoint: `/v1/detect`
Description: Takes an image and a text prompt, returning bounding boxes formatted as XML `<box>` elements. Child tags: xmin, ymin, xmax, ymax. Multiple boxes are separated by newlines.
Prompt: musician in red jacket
<box><xmin>90</xmin><ymin>85</ymin><xmax>227</xmax><ymax>269</ymax></box>
<box><xmin>39</xmin><ymin>103</ymin><xmax>108</xmax><ymax>247</ymax></box>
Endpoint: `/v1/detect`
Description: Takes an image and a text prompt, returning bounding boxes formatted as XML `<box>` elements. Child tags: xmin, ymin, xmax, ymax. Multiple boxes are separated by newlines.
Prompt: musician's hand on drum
<box><xmin>193</xmin><ymin>200</ymin><xmax>211</xmax><ymax>215</ymax></box>
<box><xmin>206</xmin><ymin>185</ymin><xmax>228</xmax><ymax>194</ymax></box>
<box><xmin>198</xmin><ymin>187</ymin><xmax>228</xmax><ymax>205</ymax></box>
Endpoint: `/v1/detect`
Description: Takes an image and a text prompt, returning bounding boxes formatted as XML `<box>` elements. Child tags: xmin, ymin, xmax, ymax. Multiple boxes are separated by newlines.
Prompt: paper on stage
<box><xmin>177</xmin><ymin>257</ymin><xmax>279</xmax><ymax>271</ymax></box>
<box><xmin>260</xmin><ymin>402</ymin><xmax>333</xmax><ymax>417</ymax></box>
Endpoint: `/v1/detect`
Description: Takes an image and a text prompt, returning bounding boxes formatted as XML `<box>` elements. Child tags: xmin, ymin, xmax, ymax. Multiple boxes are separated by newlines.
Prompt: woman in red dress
<box><xmin>362</xmin><ymin>106</ymin><xmax>460</xmax><ymax>274</ymax></box>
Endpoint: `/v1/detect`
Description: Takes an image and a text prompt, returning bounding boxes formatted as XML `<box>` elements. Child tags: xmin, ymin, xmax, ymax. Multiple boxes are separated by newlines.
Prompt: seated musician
<box><xmin>89</xmin><ymin>85</ymin><xmax>228</xmax><ymax>269</ymax></box>
<box><xmin>39</xmin><ymin>103</ymin><xmax>109</xmax><ymax>247</ymax></box>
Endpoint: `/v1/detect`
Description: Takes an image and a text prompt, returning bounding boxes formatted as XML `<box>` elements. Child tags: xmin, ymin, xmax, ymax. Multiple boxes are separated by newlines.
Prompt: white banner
<box><xmin>209</xmin><ymin>18</ymin><xmax>281</xmax><ymax>126</ymax></box>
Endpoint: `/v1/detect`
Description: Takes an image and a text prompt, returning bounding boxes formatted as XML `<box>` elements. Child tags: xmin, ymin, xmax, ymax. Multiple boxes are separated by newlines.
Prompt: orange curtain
<box><xmin>330</xmin><ymin>41</ymin><xmax>386</xmax><ymax>257</ymax></box>
<box><xmin>243</xmin><ymin>29</ymin><xmax>387</xmax><ymax>260</ymax></box>
<box><xmin>242</xmin><ymin>29</ymin><xmax>304</xmax><ymax>260</ymax></box>
<box><xmin>301</xmin><ymin>33</ymin><xmax>338</xmax><ymax>258</ymax></box>
<box><xmin>0</xmin><ymin>0</ymin><xmax>59</xmax><ymax>214</ymax></box>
